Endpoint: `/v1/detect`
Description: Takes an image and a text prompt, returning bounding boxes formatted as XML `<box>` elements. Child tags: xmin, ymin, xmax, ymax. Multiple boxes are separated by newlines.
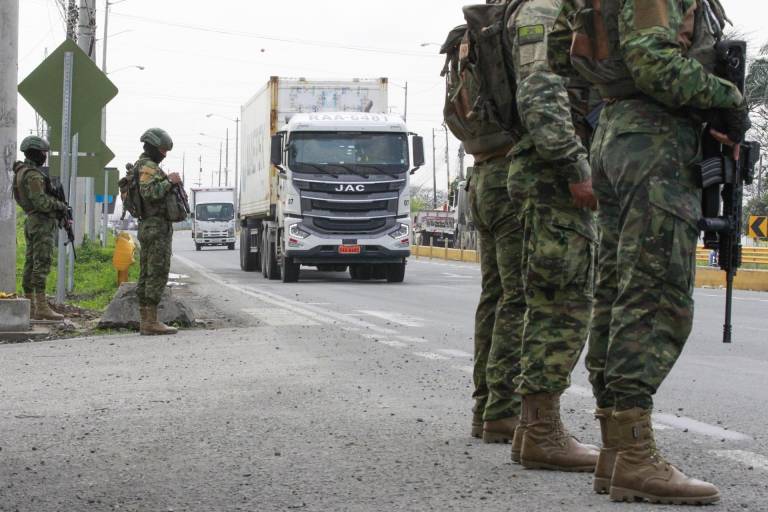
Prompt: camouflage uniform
<box><xmin>135</xmin><ymin>154</ymin><xmax>174</xmax><ymax>307</ymax></box>
<box><xmin>507</xmin><ymin>0</ymin><xmax>596</xmax><ymax>396</ymax></box>
<box><xmin>14</xmin><ymin>159</ymin><xmax>66</xmax><ymax>294</ymax></box>
<box><xmin>469</xmin><ymin>155</ymin><xmax>524</xmax><ymax>422</ymax></box>
<box><xmin>569</xmin><ymin>0</ymin><xmax>743</xmax><ymax>411</ymax></box>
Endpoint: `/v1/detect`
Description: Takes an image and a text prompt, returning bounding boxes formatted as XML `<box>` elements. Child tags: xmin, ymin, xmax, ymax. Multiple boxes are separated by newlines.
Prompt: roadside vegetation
<box><xmin>15</xmin><ymin>208</ymin><xmax>139</xmax><ymax>311</ymax></box>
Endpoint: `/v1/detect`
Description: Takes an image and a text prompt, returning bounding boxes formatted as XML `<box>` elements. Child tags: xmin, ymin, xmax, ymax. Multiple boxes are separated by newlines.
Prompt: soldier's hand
<box><xmin>709</xmin><ymin>129</ymin><xmax>742</xmax><ymax>161</ymax></box>
<box><xmin>168</xmin><ymin>172</ymin><xmax>182</xmax><ymax>185</ymax></box>
<box><xmin>569</xmin><ymin>179</ymin><xmax>598</xmax><ymax>211</ymax></box>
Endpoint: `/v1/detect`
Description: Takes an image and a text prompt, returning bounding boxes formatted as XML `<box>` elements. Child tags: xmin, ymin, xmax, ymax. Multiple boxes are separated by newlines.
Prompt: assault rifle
<box><xmin>698</xmin><ymin>40</ymin><xmax>761</xmax><ymax>344</ymax></box>
<box><xmin>173</xmin><ymin>181</ymin><xmax>190</xmax><ymax>215</ymax></box>
<box><xmin>49</xmin><ymin>181</ymin><xmax>77</xmax><ymax>260</ymax></box>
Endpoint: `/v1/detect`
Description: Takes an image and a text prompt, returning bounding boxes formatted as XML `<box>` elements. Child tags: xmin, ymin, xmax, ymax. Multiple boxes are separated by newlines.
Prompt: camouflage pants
<box><xmin>508</xmin><ymin>148</ymin><xmax>595</xmax><ymax>396</ymax></box>
<box><xmin>22</xmin><ymin>214</ymin><xmax>57</xmax><ymax>293</ymax></box>
<box><xmin>588</xmin><ymin>99</ymin><xmax>701</xmax><ymax>411</ymax></box>
<box><xmin>469</xmin><ymin>156</ymin><xmax>524</xmax><ymax>421</ymax></box>
<box><xmin>137</xmin><ymin>217</ymin><xmax>173</xmax><ymax>306</ymax></box>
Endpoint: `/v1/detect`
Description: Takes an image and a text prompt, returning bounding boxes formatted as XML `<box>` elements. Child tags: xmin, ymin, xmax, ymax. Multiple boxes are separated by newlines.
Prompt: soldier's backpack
<box><xmin>441</xmin><ymin>1</ymin><xmax>525</xmax><ymax>156</ymax></box>
<box><xmin>119</xmin><ymin>163</ymin><xmax>144</xmax><ymax>220</ymax></box>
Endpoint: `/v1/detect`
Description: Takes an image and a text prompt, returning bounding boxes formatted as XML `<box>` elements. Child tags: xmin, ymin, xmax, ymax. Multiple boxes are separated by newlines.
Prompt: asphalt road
<box><xmin>1</xmin><ymin>231</ymin><xmax>767</xmax><ymax>511</ymax></box>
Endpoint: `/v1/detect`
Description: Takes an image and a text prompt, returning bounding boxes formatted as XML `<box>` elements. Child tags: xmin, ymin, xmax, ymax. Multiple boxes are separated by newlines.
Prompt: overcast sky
<box><xmin>15</xmin><ymin>0</ymin><xmax>768</xmax><ymax>193</ymax></box>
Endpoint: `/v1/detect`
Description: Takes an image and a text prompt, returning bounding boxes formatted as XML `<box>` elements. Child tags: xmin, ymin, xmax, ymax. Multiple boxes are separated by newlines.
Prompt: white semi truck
<box><xmin>238</xmin><ymin>77</ymin><xmax>424</xmax><ymax>283</ymax></box>
<box><xmin>191</xmin><ymin>187</ymin><xmax>236</xmax><ymax>251</ymax></box>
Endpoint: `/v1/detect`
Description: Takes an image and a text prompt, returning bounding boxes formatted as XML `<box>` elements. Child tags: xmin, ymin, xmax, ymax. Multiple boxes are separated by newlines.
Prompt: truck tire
<box><xmin>195</xmin><ymin>243</ymin><xmax>201</xmax><ymax>252</ymax></box>
<box><xmin>372</xmin><ymin>266</ymin><xmax>386</xmax><ymax>280</ymax></box>
<box><xmin>240</xmin><ymin>227</ymin><xmax>260</xmax><ymax>272</ymax></box>
<box><xmin>349</xmin><ymin>266</ymin><xmax>359</xmax><ymax>280</ymax></box>
<box><xmin>264</xmin><ymin>230</ymin><xmax>280</xmax><ymax>280</ymax></box>
<box><xmin>228</xmin><ymin>243</ymin><xmax>235</xmax><ymax>251</ymax></box>
<box><xmin>281</xmin><ymin>257</ymin><xmax>300</xmax><ymax>283</ymax></box>
<box><xmin>386</xmin><ymin>262</ymin><xmax>406</xmax><ymax>283</ymax></box>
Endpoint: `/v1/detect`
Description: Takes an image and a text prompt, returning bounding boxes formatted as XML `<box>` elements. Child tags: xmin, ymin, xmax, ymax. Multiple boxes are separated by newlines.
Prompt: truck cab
<box><xmin>268</xmin><ymin>113</ymin><xmax>424</xmax><ymax>282</ymax></box>
<box><xmin>191</xmin><ymin>187</ymin><xmax>236</xmax><ymax>251</ymax></box>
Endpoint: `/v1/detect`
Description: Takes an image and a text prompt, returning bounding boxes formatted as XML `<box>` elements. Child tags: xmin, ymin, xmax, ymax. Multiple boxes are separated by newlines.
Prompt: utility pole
<box><xmin>431</xmin><ymin>128</ymin><xmax>437</xmax><ymax>209</ymax></box>
<box><xmin>78</xmin><ymin>0</ymin><xmax>97</xmax><ymax>244</ymax></box>
<box><xmin>0</xmin><ymin>0</ymin><xmax>19</xmax><ymax>293</ymax></box>
<box><xmin>224</xmin><ymin>128</ymin><xmax>229</xmax><ymax>187</ymax></box>
<box><xmin>458</xmin><ymin>144</ymin><xmax>465</xmax><ymax>181</ymax></box>
<box><xmin>443</xmin><ymin>124</ymin><xmax>451</xmax><ymax>198</ymax></box>
<box><xmin>66</xmin><ymin>0</ymin><xmax>78</xmax><ymax>41</ymax></box>
<box><xmin>403</xmin><ymin>82</ymin><xmax>408</xmax><ymax>123</ymax></box>
<box><xmin>218</xmin><ymin>142</ymin><xmax>223</xmax><ymax>187</ymax></box>
<box><xmin>100</xmin><ymin>0</ymin><xmax>111</xmax><ymax>246</ymax></box>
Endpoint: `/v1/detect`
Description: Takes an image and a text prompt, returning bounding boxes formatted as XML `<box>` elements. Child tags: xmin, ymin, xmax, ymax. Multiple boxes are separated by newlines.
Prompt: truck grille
<box><xmin>308</xmin><ymin>199</ymin><xmax>392</xmax><ymax>212</ymax></box>
<box><xmin>311</xmin><ymin>217</ymin><xmax>390</xmax><ymax>234</ymax></box>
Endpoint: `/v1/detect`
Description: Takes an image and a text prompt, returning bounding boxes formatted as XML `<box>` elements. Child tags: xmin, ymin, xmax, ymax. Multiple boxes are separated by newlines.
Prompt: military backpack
<box><xmin>119</xmin><ymin>164</ymin><xmax>145</xmax><ymax>220</ymax></box>
<box><xmin>441</xmin><ymin>1</ymin><xmax>525</xmax><ymax>158</ymax></box>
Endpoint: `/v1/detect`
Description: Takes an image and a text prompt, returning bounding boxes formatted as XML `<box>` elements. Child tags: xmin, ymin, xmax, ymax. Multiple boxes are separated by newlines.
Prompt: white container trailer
<box><xmin>238</xmin><ymin>76</ymin><xmax>424</xmax><ymax>283</ymax></box>
<box><xmin>191</xmin><ymin>187</ymin><xmax>236</xmax><ymax>251</ymax></box>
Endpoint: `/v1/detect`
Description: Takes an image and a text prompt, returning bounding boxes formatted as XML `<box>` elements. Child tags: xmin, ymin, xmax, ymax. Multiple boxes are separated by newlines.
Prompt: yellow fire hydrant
<box><xmin>112</xmin><ymin>231</ymin><xmax>136</xmax><ymax>286</ymax></box>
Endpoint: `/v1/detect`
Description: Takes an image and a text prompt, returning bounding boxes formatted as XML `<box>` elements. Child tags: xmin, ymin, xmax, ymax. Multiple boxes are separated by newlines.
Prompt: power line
<box><xmin>110</xmin><ymin>11</ymin><xmax>436</xmax><ymax>58</ymax></box>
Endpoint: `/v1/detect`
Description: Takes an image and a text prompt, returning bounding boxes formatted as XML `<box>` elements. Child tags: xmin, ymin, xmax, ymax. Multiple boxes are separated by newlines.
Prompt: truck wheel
<box><xmin>240</xmin><ymin>228</ymin><xmax>260</xmax><ymax>272</ymax></box>
<box><xmin>357</xmin><ymin>265</ymin><xmax>373</xmax><ymax>281</ymax></box>
<box><xmin>228</xmin><ymin>243</ymin><xmax>235</xmax><ymax>251</ymax></box>
<box><xmin>349</xmin><ymin>266</ymin><xmax>359</xmax><ymax>280</ymax></box>
<box><xmin>372</xmin><ymin>266</ymin><xmax>386</xmax><ymax>280</ymax></box>
<box><xmin>281</xmin><ymin>257</ymin><xmax>300</xmax><ymax>283</ymax></box>
<box><xmin>386</xmin><ymin>262</ymin><xmax>406</xmax><ymax>283</ymax></box>
<box><xmin>195</xmin><ymin>243</ymin><xmax>201</xmax><ymax>252</ymax></box>
<box><xmin>264</xmin><ymin>232</ymin><xmax>280</xmax><ymax>280</ymax></box>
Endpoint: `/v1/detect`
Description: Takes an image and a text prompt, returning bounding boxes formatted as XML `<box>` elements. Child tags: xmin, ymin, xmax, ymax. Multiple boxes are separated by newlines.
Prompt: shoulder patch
<box><xmin>139</xmin><ymin>165</ymin><xmax>157</xmax><ymax>184</ymax></box>
<box><xmin>518</xmin><ymin>24</ymin><xmax>546</xmax><ymax>45</ymax></box>
<box><xmin>27</xmin><ymin>174</ymin><xmax>45</xmax><ymax>194</ymax></box>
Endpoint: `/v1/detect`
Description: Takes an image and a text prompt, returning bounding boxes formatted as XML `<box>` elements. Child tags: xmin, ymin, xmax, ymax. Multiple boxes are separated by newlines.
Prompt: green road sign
<box><xmin>93</xmin><ymin>167</ymin><xmax>119</xmax><ymax>198</ymax></box>
<box><xmin>49</xmin><ymin>142</ymin><xmax>115</xmax><ymax>179</ymax></box>
<box><xmin>50</xmin><ymin>115</ymin><xmax>104</xmax><ymax>153</ymax></box>
<box><xmin>18</xmin><ymin>39</ymin><xmax>118</xmax><ymax>134</ymax></box>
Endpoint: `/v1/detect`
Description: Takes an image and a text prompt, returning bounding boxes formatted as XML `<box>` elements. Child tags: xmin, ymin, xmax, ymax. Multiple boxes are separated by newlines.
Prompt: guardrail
<box><xmin>412</xmin><ymin>244</ymin><xmax>768</xmax><ymax>291</ymax></box>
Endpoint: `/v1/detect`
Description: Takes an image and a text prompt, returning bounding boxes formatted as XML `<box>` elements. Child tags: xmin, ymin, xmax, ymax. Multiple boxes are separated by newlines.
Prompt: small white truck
<box><xmin>191</xmin><ymin>187</ymin><xmax>236</xmax><ymax>251</ymax></box>
<box><xmin>238</xmin><ymin>77</ymin><xmax>425</xmax><ymax>283</ymax></box>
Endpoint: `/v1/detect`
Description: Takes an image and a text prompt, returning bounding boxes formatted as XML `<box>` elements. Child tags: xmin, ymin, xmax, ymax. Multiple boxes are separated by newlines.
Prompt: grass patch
<box><xmin>15</xmin><ymin>209</ymin><xmax>140</xmax><ymax>311</ymax></box>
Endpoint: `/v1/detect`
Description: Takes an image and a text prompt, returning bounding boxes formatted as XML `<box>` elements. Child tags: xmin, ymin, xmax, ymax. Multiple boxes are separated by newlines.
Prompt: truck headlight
<box><xmin>289</xmin><ymin>223</ymin><xmax>311</xmax><ymax>239</ymax></box>
<box><xmin>388</xmin><ymin>223</ymin><xmax>410</xmax><ymax>239</ymax></box>
<box><xmin>227</xmin><ymin>228</ymin><xmax>235</xmax><ymax>237</ymax></box>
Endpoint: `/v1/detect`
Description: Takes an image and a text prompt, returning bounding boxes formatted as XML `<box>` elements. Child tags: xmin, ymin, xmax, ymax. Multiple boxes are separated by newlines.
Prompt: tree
<box><xmin>744</xmin><ymin>42</ymin><xmax>768</xmax><ymax>217</ymax></box>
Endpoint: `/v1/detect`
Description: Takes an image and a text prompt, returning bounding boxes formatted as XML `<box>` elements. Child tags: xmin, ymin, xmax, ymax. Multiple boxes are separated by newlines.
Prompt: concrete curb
<box><xmin>411</xmin><ymin>245</ymin><xmax>768</xmax><ymax>292</ymax></box>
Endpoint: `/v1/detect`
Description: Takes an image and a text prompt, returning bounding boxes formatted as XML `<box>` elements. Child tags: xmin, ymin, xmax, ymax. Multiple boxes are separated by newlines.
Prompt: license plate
<box><xmin>339</xmin><ymin>245</ymin><xmax>361</xmax><ymax>254</ymax></box>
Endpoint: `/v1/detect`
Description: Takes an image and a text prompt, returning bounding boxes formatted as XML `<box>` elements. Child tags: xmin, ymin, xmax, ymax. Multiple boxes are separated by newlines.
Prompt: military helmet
<box><xmin>140</xmin><ymin>128</ymin><xmax>174</xmax><ymax>151</ymax></box>
<box><xmin>20</xmin><ymin>135</ymin><xmax>50</xmax><ymax>152</ymax></box>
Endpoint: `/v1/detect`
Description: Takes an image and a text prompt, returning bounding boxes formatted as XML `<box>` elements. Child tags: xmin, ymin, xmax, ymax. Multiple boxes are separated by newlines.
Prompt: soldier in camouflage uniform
<box><xmin>13</xmin><ymin>136</ymin><xmax>66</xmax><ymax>321</ymax></box>
<box><xmin>567</xmin><ymin>0</ymin><xmax>748</xmax><ymax>503</ymax></box>
<box><xmin>134</xmin><ymin>128</ymin><xmax>181</xmax><ymax>336</ymax></box>
<box><xmin>505</xmin><ymin>0</ymin><xmax>600</xmax><ymax>472</ymax></box>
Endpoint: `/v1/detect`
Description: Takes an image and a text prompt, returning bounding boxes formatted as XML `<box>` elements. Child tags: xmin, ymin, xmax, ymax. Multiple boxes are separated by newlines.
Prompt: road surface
<box><xmin>1</xmin><ymin>231</ymin><xmax>767</xmax><ymax>511</ymax></box>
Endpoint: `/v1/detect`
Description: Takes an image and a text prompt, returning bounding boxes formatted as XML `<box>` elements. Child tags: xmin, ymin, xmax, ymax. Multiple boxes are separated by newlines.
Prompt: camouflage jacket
<box><xmin>13</xmin><ymin>159</ymin><xmax>66</xmax><ymax>216</ymax></box>
<box><xmin>135</xmin><ymin>153</ymin><xmax>172</xmax><ymax>219</ymax></box>
<box><xmin>565</xmin><ymin>0</ymin><xmax>742</xmax><ymax>110</ymax></box>
<box><xmin>508</xmin><ymin>0</ymin><xmax>591</xmax><ymax>184</ymax></box>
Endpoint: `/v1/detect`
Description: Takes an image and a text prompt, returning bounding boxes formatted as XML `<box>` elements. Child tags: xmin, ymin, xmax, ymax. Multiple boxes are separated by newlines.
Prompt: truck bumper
<box><xmin>196</xmin><ymin>237</ymin><xmax>235</xmax><ymax>246</ymax></box>
<box><xmin>286</xmin><ymin>245</ymin><xmax>410</xmax><ymax>265</ymax></box>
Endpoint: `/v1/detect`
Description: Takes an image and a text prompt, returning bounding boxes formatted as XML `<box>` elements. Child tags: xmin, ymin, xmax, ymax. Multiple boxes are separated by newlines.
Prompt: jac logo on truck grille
<box><xmin>335</xmin><ymin>184</ymin><xmax>366</xmax><ymax>193</ymax></box>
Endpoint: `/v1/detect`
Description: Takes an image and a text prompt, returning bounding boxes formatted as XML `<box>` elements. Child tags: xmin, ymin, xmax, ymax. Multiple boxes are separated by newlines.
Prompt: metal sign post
<box><xmin>55</xmin><ymin>51</ymin><xmax>74</xmax><ymax>305</ymax></box>
<box><xmin>67</xmin><ymin>133</ymin><xmax>78</xmax><ymax>293</ymax></box>
<box><xmin>102</xmin><ymin>169</ymin><xmax>109</xmax><ymax>244</ymax></box>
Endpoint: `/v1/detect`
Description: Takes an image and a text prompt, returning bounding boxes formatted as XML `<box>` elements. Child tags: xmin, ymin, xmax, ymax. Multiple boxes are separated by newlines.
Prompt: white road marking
<box><xmin>699</xmin><ymin>293</ymin><xmax>768</xmax><ymax>303</ymax></box>
<box><xmin>377</xmin><ymin>340</ymin><xmax>408</xmax><ymax>348</ymax></box>
<box><xmin>357</xmin><ymin>310</ymin><xmax>424</xmax><ymax>328</ymax></box>
<box><xmin>454</xmin><ymin>366</ymin><xmax>474</xmax><ymax>375</ymax></box>
<box><xmin>437</xmin><ymin>349</ymin><xmax>473</xmax><ymax>359</ymax></box>
<box><xmin>711</xmin><ymin>450</ymin><xmax>768</xmax><ymax>471</ymax></box>
<box><xmin>442</xmin><ymin>273</ymin><xmax>474</xmax><ymax>279</ymax></box>
<box><xmin>413</xmin><ymin>352</ymin><xmax>450</xmax><ymax>361</ymax></box>
<box><xmin>397</xmin><ymin>335</ymin><xmax>428</xmax><ymax>344</ymax></box>
<box><xmin>242</xmin><ymin>308</ymin><xmax>319</xmax><ymax>326</ymax></box>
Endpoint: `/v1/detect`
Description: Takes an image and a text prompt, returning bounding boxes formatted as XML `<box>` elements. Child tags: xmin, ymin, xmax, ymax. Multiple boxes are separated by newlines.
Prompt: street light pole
<box><xmin>0</xmin><ymin>0</ymin><xmax>18</xmax><ymax>293</ymax></box>
<box><xmin>218</xmin><ymin>141</ymin><xmax>222</xmax><ymax>187</ymax></box>
<box><xmin>431</xmin><ymin>128</ymin><xmax>437</xmax><ymax>209</ymax></box>
<box><xmin>224</xmin><ymin>127</ymin><xmax>229</xmax><ymax>187</ymax></box>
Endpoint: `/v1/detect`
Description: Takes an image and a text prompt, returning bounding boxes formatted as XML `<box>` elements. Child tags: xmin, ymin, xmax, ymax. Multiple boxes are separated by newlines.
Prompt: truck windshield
<box><xmin>289</xmin><ymin>132</ymin><xmax>409</xmax><ymax>174</ymax></box>
<box><xmin>195</xmin><ymin>203</ymin><xmax>234</xmax><ymax>222</ymax></box>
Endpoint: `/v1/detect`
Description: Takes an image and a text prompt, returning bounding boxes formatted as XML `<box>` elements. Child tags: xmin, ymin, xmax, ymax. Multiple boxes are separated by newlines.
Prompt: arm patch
<box><xmin>139</xmin><ymin>165</ymin><xmax>157</xmax><ymax>184</ymax></box>
<box><xmin>518</xmin><ymin>25</ymin><xmax>546</xmax><ymax>45</ymax></box>
<box><xmin>631</xmin><ymin>0</ymin><xmax>671</xmax><ymax>30</ymax></box>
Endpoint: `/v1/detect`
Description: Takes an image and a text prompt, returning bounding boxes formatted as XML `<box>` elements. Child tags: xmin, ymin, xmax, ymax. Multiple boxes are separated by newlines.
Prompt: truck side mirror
<box><xmin>270</xmin><ymin>134</ymin><xmax>284</xmax><ymax>166</ymax></box>
<box><xmin>413</xmin><ymin>136</ymin><xmax>425</xmax><ymax>168</ymax></box>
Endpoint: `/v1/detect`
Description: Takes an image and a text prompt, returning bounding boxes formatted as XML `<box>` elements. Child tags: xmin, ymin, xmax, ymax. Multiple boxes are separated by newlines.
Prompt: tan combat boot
<box><xmin>33</xmin><ymin>292</ymin><xmax>64</xmax><ymax>321</ymax></box>
<box><xmin>520</xmin><ymin>393</ymin><xmax>599</xmax><ymax>472</ymax></box>
<box><xmin>593</xmin><ymin>407</ymin><xmax>618</xmax><ymax>494</ymax></box>
<box><xmin>610</xmin><ymin>408</ymin><xmax>720</xmax><ymax>505</ymax></box>
<box><xmin>511</xmin><ymin>406</ymin><xmax>528</xmax><ymax>463</ymax></box>
<box><xmin>139</xmin><ymin>305</ymin><xmax>178</xmax><ymax>336</ymax></box>
<box><xmin>471</xmin><ymin>409</ymin><xmax>483</xmax><ymax>439</ymax></box>
<box><xmin>483</xmin><ymin>417</ymin><xmax>519</xmax><ymax>444</ymax></box>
